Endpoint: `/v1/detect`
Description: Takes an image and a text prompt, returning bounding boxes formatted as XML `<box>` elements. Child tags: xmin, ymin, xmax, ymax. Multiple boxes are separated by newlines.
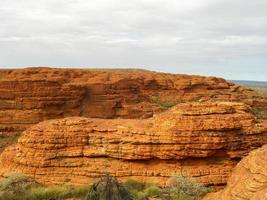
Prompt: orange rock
<box><xmin>0</xmin><ymin>67</ymin><xmax>266</xmax><ymax>136</ymax></box>
<box><xmin>203</xmin><ymin>144</ymin><xmax>267</xmax><ymax>200</ymax></box>
<box><xmin>0</xmin><ymin>102</ymin><xmax>265</xmax><ymax>186</ymax></box>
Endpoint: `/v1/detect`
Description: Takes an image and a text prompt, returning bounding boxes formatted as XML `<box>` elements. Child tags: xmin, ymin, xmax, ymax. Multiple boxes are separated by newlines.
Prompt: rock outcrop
<box><xmin>0</xmin><ymin>67</ymin><xmax>266</xmax><ymax>136</ymax></box>
<box><xmin>0</xmin><ymin>102</ymin><xmax>266</xmax><ymax>186</ymax></box>
<box><xmin>0</xmin><ymin>79</ymin><xmax>85</xmax><ymax>135</ymax></box>
<box><xmin>203</xmin><ymin>145</ymin><xmax>267</xmax><ymax>200</ymax></box>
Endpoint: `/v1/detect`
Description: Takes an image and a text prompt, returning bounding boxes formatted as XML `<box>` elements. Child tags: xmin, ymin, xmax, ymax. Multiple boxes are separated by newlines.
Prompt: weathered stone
<box><xmin>203</xmin><ymin>144</ymin><xmax>267</xmax><ymax>200</ymax></box>
<box><xmin>0</xmin><ymin>102</ymin><xmax>265</xmax><ymax>186</ymax></box>
<box><xmin>0</xmin><ymin>67</ymin><xmax>266</xmax><ymax>136</ymax></box>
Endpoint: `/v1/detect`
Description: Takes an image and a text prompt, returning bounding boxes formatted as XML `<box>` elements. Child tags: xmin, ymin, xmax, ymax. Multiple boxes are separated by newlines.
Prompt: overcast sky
<box><xmin>0</xmin><ymin>0</ymin><xmax>266</xmax><ymax>81</ymax></box>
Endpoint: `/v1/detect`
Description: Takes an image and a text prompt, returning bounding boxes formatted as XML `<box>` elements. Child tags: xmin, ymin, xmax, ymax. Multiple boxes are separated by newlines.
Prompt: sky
<box><xmin>0</xmin><ymin>0</ymin><xmax>267</xmax><ymax>81</ymax></box>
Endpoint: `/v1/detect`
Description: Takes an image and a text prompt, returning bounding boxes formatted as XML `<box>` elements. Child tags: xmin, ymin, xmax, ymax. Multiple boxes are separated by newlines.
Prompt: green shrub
<box><xmin>0</xmin><ymin>172</ymin><xmax>34</xmax><ymax>200</ymax></box>
<box><xmin>124</xmin><ymin>180</ymin><xmax>162</xmax><ymax>200</ymax></box>
<box><xmin>150</xmin><ymin>96</ymin><xmax>177</xmax><ymax>110</ymax></box>
<box><xmin>0</xmin><ymin>173</ymin><xmax>212</xmax><ymax>200</ymax></box>
<box><xmin>124</xmin><ymin>179</ymin><xmax>145</xmax><ymax>192</ymax></box>
<box><xmin>252</xmin><ymin>107</ymin><xmax>264</xmax><ymax>119</ymax></box>
<box><xmin>0</xmin><ymin>172</ymin><xmax>91</xmax><ymax>200</ymax></box>
<box><xmin>143</xmin><ymin>185</ymin><xmax>161</xmax><ymax>196</ymax></box>
<box><xmin>0</xmin><ymin>134</ymin><xmax>20</xmax><ymax>153</ymax></box>
<box><xmin>27</xmin><ymin>185</ymin><xmax>70</xmax><ymax>200</ymax></box>
<box><xmin>70</xmin><ymin>184</ymin><xmax>91</xmax><ymax>197</ymax></box>
<box><xmin>27</xmin><ymin>184</ymin><xmax>91</xmax><ymax>200</ymax></box>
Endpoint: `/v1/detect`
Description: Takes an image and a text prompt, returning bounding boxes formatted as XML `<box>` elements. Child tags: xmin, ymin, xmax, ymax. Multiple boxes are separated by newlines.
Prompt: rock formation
<box><xmin>0</xmin><ymin>67</ymin><xmax>266</xmax><ymax>136</ymax></box>
<box><xmin>203</xmin><ymin>144</ymin><xmax>267</xmax><ymax>200</ymax></box>
<box><xmin>0</xmin><ymin>102</ymin><xmax>266</xmax><ymax>186</ymax></box>
<box><xmin>0</xmin><ymin>79</ymin><xmax>85</xmax><ymax>135</ymax></box>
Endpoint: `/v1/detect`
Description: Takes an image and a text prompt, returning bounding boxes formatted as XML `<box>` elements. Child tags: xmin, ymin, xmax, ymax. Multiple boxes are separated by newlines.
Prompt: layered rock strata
<box><xmin>0</xmin><ymin>102</ymin><xmax>266</xmax><ymax>186</ymax></box>
<box><xmin>0</xmin><ymin>79</ymin><xmax>85</xmax><ymax>135</ymax></box>
<box><xmin>203</xmin><ymin>145</ymin><xmax>267</xmax><ymax>200</ymax></box>
<box><xmin>0</xmin><ymin>67</ymin><xmax>266</xmax><ymax>136</ymax></box>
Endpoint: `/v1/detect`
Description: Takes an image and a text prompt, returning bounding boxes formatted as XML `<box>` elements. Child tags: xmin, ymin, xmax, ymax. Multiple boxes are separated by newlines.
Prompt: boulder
<box><xmin>203</xmin><ymin>144</ymin><xmax>267</xmax><ymax>200</ymax></box>
<box><xmin>0</xmin><ymin>102</ymin><xmax>265</xmax><ymax>186</ymax></box>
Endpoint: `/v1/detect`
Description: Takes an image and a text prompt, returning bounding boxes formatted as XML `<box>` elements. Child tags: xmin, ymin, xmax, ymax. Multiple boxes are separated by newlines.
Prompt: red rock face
<box><xmin>0</xmin><ymin>102</ymin><xmax>266</xmax><ymax>186</ymax></box>
<box><xmin>203</xmin><ymin>144</ymin><xmax>267</xmax><ymax>200</ymax></box>
<box><xmin>0</xmin><ymin>79</ymin><xmax>85</xmax><ymax>134</ymax></box>
<box><xmin>0</xmin><ymin>67</ymin><xmax>266</xmax><ymax>136</ymax></box>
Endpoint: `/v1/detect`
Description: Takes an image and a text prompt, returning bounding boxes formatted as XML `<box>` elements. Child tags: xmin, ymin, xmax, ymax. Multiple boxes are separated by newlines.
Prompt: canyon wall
<box><xmin>0</xmin><ymin>102</ymin><xmax>266</xmax><ymax>186</ymax></box>
<box><xmin>0</xmin><ymin>67</ymin><xmax>266</xmax><ymax>136</ymax></box>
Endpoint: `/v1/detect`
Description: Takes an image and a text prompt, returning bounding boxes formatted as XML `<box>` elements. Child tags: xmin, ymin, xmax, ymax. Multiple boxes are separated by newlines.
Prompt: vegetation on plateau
<box><xmin>0</xmin><ymin>133</ymin><xmax>19</xmax><ymax>153</ymax></box>
<box><xmin>150</xmin><ymin>96</ymin><xmax>178</xmax><ymax>110</ymax></box>
<box><xmin>0</xmin><ymin>173</ymin><xmax>90</xmax><ymax>200</ymax></box>
<box><xmin>0</xmin><ymin>173</ymin><xmax>213</xmax><ymax>200</ymax></box>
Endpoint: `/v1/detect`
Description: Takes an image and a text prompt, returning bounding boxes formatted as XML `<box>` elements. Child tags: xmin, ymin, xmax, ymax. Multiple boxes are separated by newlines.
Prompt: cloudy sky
<box><xmin>0</xmin><ymin>0</ymin><xmax>266</xmax><ymax>81</ymax></box>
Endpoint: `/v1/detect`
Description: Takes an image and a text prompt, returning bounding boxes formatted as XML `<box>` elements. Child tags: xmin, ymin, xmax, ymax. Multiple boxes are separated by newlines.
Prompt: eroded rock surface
<box><xmin>0</xmin><ymin>102</ymin><xmax>266</xmax><ymax>186</ymax></box>
<box><xmin>203</xmin><ymin>145</ymin><xmax>267</xmax><ymax>200</ymax></box>
<box><xmin>0</xmin><ymin>67</ymin><xmax>266</xmax><ymax>136</ymax></box>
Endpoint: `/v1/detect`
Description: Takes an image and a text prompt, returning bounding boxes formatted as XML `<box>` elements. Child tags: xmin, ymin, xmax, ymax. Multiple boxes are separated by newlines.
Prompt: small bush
<box><xmin>28</xmin><ymin>185</ymin><xmax>70</xmax><ymax>200</ymax></box>
<box><xmin>252</xmin><ymin>107</ymin><xmax>264</xmax><ymax>119</ymax></box>
<box><xmin>150</xmin><ymin>96</ymin><xmax>177</xmax><ymax>110</ymax></box>
<box><xmin>164</xmin><ymin>175</ymin><xmax>210</xmax><ymax>200</ymax></box>
<box><xmin>124</xmin><ymin>180</ymin><xmax>162</xmax><ymax>200</ymax></box>
<box><xmin>143</xmin><ymin>185</ymin><xmax>161</xmax><ymax>196</ymax></box>
<box><xmin>70</xmin><ymin>184</ymin><xmax>91</xmax><ymax>197</ymax></box>
<box><xmin>124</xmin><ymin>179</ymin><xmax>145</xmax><ymax>192</ymax></box>
<box><xmin>27</xmin><ymin>184</ymin><xmax>91</xmax><ymax>200</ymax></box>
<box><xmin>0</xmin><ymin>173</ymin><xmax>213</xmax><ymax>200</ymax></box>
<box><xmin>0</xmin><ymin>172</ymin><xmax>34</xmax><ymax>200</ymax></box>
<box><xmin>0</xmin><ymin>172</ymin><xmax>91</xmax><ymax>200</ymax></box>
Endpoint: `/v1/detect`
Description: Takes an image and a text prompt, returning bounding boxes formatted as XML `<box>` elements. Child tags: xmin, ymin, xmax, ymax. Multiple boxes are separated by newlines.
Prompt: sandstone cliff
<box><xmin>203</xmin><ymin>144</ymin><xmax>267</xmax><ymax>200</ymax></box>
<box><xmin>0</xmin><ymin>102</ymin><xmax>265</xmax><ymax>186</ymax></box>
<box><xmin>0</xmin><ymin>67</ymin><xmax>266</xmax><ymax>136</ymax></box>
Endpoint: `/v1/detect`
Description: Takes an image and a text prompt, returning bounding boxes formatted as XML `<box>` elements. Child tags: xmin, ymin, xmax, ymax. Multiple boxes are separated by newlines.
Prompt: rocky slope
<box><xmin>0</xmin><ymin>67</ymin><xmax>266</xmax><ymax>136</ymax></box>
<box><xmin>203</xmin><ymin>144</ymin><xmax>267</xmax><ymax>200</ymax></box>
<box><xmin>0</xmin><ymin>102</ymin><xmax>266</xmax><ymax>186</ymax></box>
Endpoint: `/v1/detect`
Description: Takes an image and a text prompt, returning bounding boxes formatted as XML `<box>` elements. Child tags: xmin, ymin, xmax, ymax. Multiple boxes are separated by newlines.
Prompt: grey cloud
<box><xmin>0</xmin><ymin>0</ymin><xmax>266</xmax><ymax>80</ymax></box>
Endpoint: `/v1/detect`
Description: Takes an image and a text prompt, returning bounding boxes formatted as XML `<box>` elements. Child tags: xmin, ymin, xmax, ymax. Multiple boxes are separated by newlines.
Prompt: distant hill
<box><xmin>232</xmin><ymin>80</ymin><xmax>267</xmax><ymax>93</ymax></box>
